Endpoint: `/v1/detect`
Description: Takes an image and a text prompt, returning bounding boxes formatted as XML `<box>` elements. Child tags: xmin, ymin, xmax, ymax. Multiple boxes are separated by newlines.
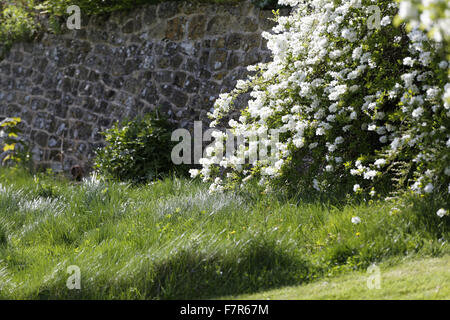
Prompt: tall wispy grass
<box><xmin>0</xmin><ymin>168</ymin><xmax>448</xmax><ymax>299</ymax></box>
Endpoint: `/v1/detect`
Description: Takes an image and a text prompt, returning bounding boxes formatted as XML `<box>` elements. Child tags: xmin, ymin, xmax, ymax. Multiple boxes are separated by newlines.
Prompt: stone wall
<box><xmin>0</xmin><ymin>1</ymin><xmax>281</xmax><ymax>171</ymax></box>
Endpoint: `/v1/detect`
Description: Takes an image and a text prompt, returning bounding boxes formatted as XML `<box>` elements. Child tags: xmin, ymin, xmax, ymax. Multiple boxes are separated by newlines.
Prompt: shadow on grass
<box><xmin>36</xmin><ymin>238</ymin><xmax>313</xmax><ymax>300</ymax></box>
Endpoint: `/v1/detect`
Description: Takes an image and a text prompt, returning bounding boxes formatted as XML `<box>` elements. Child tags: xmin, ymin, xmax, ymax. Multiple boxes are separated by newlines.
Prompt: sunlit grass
<box><xmin>0</xmin><ymin>167</ymin><xmax>448</xmax><ymax>299</ymax></box>
<box><xmin>226</xmin><ymin>255</ymin><xmax>450</xmax><ymax>300</ymax></box>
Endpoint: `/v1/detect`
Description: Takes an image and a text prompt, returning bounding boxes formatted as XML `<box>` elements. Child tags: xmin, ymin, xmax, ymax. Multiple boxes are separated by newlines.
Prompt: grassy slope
<box><xmin>0</xmin><ymin>167</ymin><xmax>448</xmax><ymax>299</ymax></box>
<box><xmin>226</xmin><ymin>255</ymin><xmax>450</xmax><ymax>299</ymax></box>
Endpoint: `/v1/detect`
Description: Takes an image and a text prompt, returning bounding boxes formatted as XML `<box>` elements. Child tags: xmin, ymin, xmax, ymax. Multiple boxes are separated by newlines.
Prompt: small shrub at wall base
<box><xmin>94</xmin><ymin>111</ymin><xmax>186</xmax><ymax>183</ymax></box>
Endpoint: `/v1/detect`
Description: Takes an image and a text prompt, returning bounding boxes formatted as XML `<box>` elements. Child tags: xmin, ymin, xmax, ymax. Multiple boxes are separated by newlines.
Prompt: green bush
<box><xmin>94</xmin><ymin>112</ymin><xmax>183</xmax><ymax>183</ymax></box>
<box><xmin>0</xmin><ymin>2</ymin><xmax>37</xmax><ymax>52</ymax></box>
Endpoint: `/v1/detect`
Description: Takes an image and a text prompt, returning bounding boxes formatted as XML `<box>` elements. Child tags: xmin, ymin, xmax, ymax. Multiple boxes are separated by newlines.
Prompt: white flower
<box><xmin>445</xmin><ymin>167</ymin><xmax>450</xmax><ymax>176</ymax></box>
<box><xmin>436</xmin><ymin>208</ymin><xmax>447</xmax><ymax>218</ymax></box>
<box><xmin>374</xmin><ymin>159</ymin><xmax>386</xmax><ymax>167</ymax></box>
<box><xmin>341</xmin><ymin>28</ymin><xmax>357</xmax><ymax>42</ymax></box>
<box><xmin>438</xmin><ymin>61</ymin><xmax>448</xmax><ymax>69</ymax></box>
<box><xmin>328</xmin><ymin>85</ymin><xmax>347</xmax><ymax>101</ymax></box>
<box><xmin>329</xmin><ymin>103</ymin><xmax>338</xmax><ymax>113</ymax></box>
<box><xmin>199</xmin><ymin>0</ymin><xmax>449</xmax><ymax>198</ymax></box>
<box><xmin>419</xmin><ymin>52</ymin><xmax>431</xmax><ymax>66</ymax></box>
<box><xmin>399</xmin><ymin>1</ymin><xmax>418</xmax><ymax>20</ymax></box>
<box><xmin>327</xmin><ymin>144</ymin><xmax>337</xmax><ymax>152</ymax></box>
<box><xmin>329</xmin><ymin>50</ymin><xmax>342</xmax><ymax>59</ymax></box>
<box><xmin>352</xmin><ymin>47</ymin><xmax>363</xmax><ymax>60</ymax></box>
<box><xmin>380</xmin><ymin>16</ymin><xmax>391</xmax><ymax>26</ymax></box>
<box><xmin>349</xmin><ymin>85</ymin><xmax>359</xmax><ymax>92</ymax></box>
<box><xmin>353</xmin><ymin>184</ymin><xmax>361</xmax><ymax>192</ymax></box>
<box><xmin>189</xmin><ymin>169</ymin><xmax>200</xmax><ymax>178</ymax></box>
<box><xmin>293</xmin><ymin>138</ymin><xmax>304</xmax><ymax>148</ymax></box>
<box><xmin>412</xmin><ymin>107</ymin><xmax>424</xmax><ymax>118</ymax></box>
<box><xmin>316</xmin><ymin>127</ymin><xmax>325</xmax><ymax>136</ymax></box>
<box><xmin>363</xmin><ymin>170</ymin><xmax>377</xmax><ymax>180</ymax></box>
<box><xmin>351</xmin><ymin>216</ymin><xmax>361</xmax><ymax>224</ymax></box>
<box><xmin>236</xmin><ymin>80</ymin><xmax>247</xmax><ymax>90</ymax></box>
<box><xmin>264</xmin><ymin>167</ymin><xmax>277</xmax><ymax>176</ymax></box>
<box><xmin>313</xmin><ymin>178</ymin><xmax>320</xmax><ymax>191</ymax></box>
<box><xmin>426</xmin><ymin>87</ymin><xmax>440</xmax><ymax>100</ymax></box>
<box><xmin>376</xmin><ymin>126</ymin><xmax>387</xmax><ymax>135</ymax></box>
<box><xmin>274</xmin><ymin>159</ymin><xmax>284</xmax><ymax>170</ymax></box>
<box><xmin>424</xmin><ymin>183</ymin><xmax>434</xmax><ymax>193</ymax></box>
<box><xmin>401</xmin><ymin>73</ymin><xmax>415</xmax><ymax>87</ymax></box>
<box><xmin>403</xmin><ymin>57</ymin><xmax>415</xmax><ymax>67</ymax></box>
<box><xmin>334</xmin><ymin>136</ymin><xmax>344</xmax><ymax>144</ymax></box>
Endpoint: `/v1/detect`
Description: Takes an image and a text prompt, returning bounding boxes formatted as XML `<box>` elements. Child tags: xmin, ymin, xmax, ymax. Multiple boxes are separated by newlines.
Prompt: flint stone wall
<box><xmin>0</xmin><ymin>1</ymin><xmax>283</xmax><ymax>171</ymax></box>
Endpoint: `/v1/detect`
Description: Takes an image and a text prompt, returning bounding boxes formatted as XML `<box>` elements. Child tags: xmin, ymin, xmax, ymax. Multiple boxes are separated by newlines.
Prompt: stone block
<box><xmin>166</xmin><ymin>17</ymin><xmax>186</xmax><ymax>41</ymax></box>
<box><xmin>188</xmin><ymin>15</ymin><xmax>206</xmax><ymax>40</ymax></box>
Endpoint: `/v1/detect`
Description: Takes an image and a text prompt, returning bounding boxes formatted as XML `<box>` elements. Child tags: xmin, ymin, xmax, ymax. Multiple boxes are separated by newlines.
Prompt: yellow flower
<box><xmin>356</xmin><ymin>232</ymin><xmax>361</xmax><ymax>237</ymax></box>
<box><xmin>3</xmin><ymin>143</ymin><xmax>15</xmax><ymax>152</ymax></box>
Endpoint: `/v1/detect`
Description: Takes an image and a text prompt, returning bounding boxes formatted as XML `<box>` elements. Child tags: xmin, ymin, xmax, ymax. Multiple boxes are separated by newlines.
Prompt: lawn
<box><xmin>0</xmin><ymin>167</ymin><xmax>448</xmax><ymax>299</ymax></box>
<box><xmin>226</xmin><ymin>255</ymin><xmax>450</xmax><ymax>300</ymax></box>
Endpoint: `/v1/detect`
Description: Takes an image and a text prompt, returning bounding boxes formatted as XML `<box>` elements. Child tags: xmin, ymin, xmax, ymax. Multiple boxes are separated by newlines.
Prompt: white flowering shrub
<box><xmin>194</xmin><ymin>0</ymin><xmax>449</xmax><ymax>208</ymax></box>
<box><xmin>397</xmin><ymin>0</ymin><xmax>450</xmax><ymax>45</ymax></box>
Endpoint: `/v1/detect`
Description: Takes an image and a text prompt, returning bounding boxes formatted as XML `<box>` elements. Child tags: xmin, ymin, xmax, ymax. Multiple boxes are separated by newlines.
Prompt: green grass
<box><xmin>226</xmin><ymin>255</ymin><xmax>450</xmax><ymax>299</ymax></box>
<box><xmin>0</xmin><ymin>167</ymin><xmax>448</xmax><ymax>299</ymax></box>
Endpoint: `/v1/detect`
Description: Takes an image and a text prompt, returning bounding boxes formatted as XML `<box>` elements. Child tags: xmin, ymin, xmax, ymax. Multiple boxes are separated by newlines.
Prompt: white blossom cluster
<box><xmin>194</xmin><ymin>0</ymin><xmax>449</xmax><ymax>207</ymax></box>
<box><xmin>398</xmin><ymin>0</ymin><xmax>450</xmax><ymax>43</ymax></box>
